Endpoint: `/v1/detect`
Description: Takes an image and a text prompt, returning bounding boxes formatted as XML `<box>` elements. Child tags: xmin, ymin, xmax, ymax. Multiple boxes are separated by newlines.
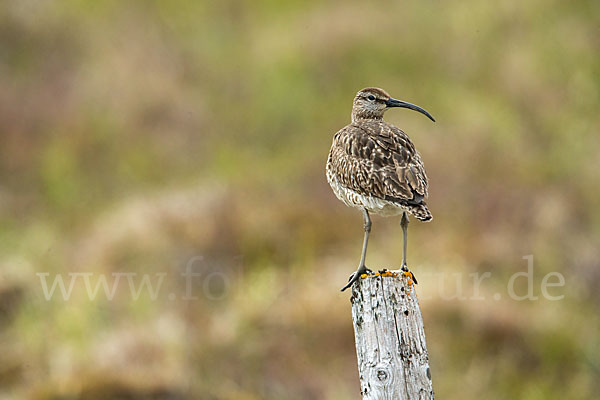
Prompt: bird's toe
<box><xmin>401</xmin><ymin>266</ymin><xmax>418</xmax><ymax>285</ymax></box>
<box><xmin>341</xmin><ymin>266</ymin><xmax>370</xmax><ymax>291</ymax></box>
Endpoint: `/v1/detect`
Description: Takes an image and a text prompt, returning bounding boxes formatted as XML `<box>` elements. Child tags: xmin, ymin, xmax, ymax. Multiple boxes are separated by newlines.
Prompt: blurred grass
<box><xmin>1</xmin><ymin>0</ymin><xmax>599</xmax><ymax>398</ymax></box>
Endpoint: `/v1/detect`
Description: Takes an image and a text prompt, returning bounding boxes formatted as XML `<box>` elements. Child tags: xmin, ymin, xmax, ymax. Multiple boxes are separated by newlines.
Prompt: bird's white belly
<box><xmin>326</xmin><ymin>168</ymin><xmax>404</xmax><ymax>217</ymax></box>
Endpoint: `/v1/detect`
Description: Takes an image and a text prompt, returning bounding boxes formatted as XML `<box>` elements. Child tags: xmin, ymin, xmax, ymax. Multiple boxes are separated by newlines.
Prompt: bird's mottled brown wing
<box><xmin>329</xmin><ymin>120</ymin><xmax>429</xmax><ymax>205</ymax></box>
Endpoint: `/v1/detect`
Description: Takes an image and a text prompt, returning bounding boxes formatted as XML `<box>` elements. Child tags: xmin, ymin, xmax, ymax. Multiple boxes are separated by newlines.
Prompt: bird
<box><xmin>326</xmin><ymin>87</ymin><xmax>435</xmax><ymax>292</ymax></box>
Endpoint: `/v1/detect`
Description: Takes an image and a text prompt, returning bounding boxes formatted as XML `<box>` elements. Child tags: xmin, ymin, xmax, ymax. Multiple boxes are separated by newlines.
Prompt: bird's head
<box><xmin>351</xmin><ymin>87</ymin><xmax>435</xmax><ymax>123</ymax></box>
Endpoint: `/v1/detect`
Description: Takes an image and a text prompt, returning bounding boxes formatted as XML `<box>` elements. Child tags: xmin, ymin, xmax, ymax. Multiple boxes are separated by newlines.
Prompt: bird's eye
<box><xmin>367</xmin><ymin>95</ymin><xmax>376</xmax><ymax>101</ymax></box>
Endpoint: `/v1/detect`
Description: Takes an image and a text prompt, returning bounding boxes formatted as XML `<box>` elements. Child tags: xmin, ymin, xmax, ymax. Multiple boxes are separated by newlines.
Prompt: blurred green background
<box><xmin>1</xmin><ymin>0</ymin><xmax>599</xmax><ymax>399</ymax></box>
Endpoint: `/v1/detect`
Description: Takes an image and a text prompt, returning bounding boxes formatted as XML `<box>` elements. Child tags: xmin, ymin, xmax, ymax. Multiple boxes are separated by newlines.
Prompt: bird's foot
<box><xmin>341</xmin><ymin>266</ymin><xmax>371</xmax><ymax>292</ymax></box>
<box><xmin>349</xmin><ymin>266</ymin><xmax>372</xmax><ymax>281</ymax></box>
<box><xmin>401</xmin><ymin>264</ymin><xmax>418</xmax><ymax>285</ymax></box>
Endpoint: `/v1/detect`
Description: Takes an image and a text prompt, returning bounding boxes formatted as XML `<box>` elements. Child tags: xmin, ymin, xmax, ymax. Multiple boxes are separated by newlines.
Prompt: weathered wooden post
<box><xmin>350</xmin><ymin>270</ymin><xmax>434</xmax><ymax>399</ymax></box>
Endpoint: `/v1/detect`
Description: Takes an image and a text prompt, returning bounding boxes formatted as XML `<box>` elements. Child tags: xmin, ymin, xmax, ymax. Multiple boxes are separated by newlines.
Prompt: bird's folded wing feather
<box><xmin>330</xmin><ymin>122</ymin><xmax>428</xmax><ymax>204</ymax></box>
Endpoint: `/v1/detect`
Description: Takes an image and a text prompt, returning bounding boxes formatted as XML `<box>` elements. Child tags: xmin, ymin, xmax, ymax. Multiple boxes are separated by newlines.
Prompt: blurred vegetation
<box><xmin>1</xmin><ymin>0</ymin><xmax>599</xmax><ymax>399</ymax></box>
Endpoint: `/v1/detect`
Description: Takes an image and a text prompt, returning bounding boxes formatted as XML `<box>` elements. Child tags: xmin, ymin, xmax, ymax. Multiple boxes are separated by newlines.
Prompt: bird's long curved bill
<box><xmin>386</xmin><ymin>98</ymin><xmax>436</xmax><ymax>122</ymax></box>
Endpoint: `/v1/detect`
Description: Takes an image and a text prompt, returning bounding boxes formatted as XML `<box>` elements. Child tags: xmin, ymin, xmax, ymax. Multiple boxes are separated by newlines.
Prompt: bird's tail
<box><xmin>408</xmin><ymin>204</ymin><xmax>432</xmax><ymax>222</ymax></box>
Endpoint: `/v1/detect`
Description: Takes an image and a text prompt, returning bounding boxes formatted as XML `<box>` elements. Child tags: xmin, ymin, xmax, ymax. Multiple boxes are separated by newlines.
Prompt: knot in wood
<box><xmin>376</xmin><ymin>368</ymin><xmax>390</xmax><ymax>383</ymax></box>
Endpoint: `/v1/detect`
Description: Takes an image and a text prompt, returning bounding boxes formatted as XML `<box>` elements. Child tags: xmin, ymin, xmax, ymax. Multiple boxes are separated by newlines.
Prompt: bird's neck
<box><xmin>351</xmin><ymin>112</ymin><xmax>383</xmax><ymax>123</ymax></box>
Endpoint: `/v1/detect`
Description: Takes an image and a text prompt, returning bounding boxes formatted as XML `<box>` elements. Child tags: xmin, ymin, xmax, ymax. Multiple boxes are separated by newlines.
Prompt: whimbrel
<box><xmin>326</xmin><ymin>88</ymin><xmax>435</xmax><ymax>291</ymax></box>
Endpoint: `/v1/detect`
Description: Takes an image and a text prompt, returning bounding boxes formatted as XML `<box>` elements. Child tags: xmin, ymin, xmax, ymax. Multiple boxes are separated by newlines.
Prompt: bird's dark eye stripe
<box><xmin>367</xmin><ymin>95</ymin><xmax>376</xmax><ymax>101</ymax></box>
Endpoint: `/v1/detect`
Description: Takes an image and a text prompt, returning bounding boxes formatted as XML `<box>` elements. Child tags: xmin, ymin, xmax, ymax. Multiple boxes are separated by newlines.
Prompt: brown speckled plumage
<box><xmin>326</xmin><ymin>87</ymin><xmax>435</xmax><ymax>291</ymax></box>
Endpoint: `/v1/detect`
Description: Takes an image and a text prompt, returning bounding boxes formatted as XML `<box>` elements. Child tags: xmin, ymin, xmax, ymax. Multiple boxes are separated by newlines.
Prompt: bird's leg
<box><xmin>341</xmin><ymin>208</ymin><xmax>372</xmax><ymax>292</ymax></box>
<box><xmin>358</xmin><ymin>208</ymin><xmax>371</xmax><ymax>270</ymax></box>
<box><xmin>400</xmin><ymin>212</ymin><xmax>418</xmax><ymax>284</ymax></box>
<box><xmin>401</xmin><ymin>212</ymin><xmax>409</xmax><ymax>268</ymax></box>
